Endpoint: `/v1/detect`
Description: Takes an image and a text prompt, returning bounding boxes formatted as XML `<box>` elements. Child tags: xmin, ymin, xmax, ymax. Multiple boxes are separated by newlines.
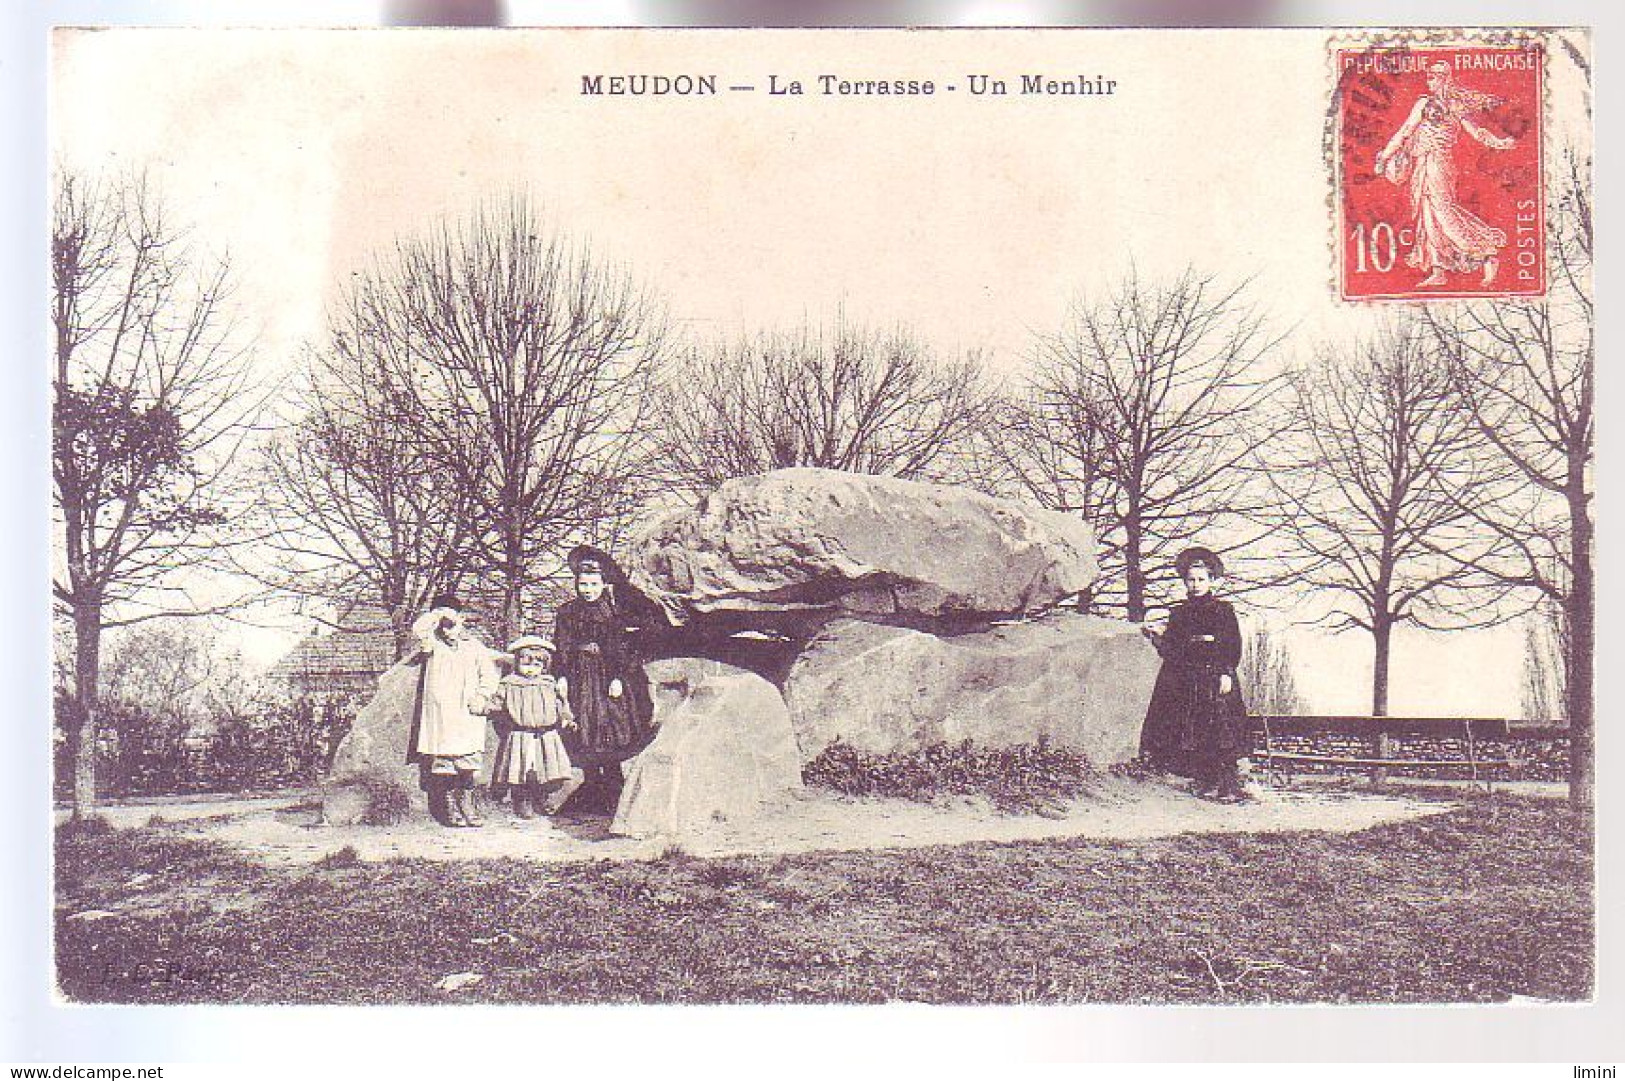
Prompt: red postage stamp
<box><xmin>1334</xmin><ymin>42</ymin><xmax>1546</xmax><ymax>301</ymax></box>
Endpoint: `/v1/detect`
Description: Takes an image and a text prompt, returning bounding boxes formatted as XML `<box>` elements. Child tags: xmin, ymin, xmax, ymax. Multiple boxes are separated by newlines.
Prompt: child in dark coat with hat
<box><xmin>552</xmin><ymin>545</ymin><xmax>660</xmax><ymax>811</ymax></box>
<box><xmin>1139</xmin><ymin>547</ymin><xmax>1251</xmax><ymax>802</ymax></box>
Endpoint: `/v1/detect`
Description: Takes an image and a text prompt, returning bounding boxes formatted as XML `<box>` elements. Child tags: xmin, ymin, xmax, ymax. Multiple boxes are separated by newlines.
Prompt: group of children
<box><xmin>409</xmin><ymin>596</ymin><xmax>584</xmax><ymax>829</ymax></box>
<box><xmin>405</xmin><ymin>545</ymin><xmax>659</xmax><ymax>829</ymax></box>
<box><xmin>404</xmin><ymin>541</ymin><xmax>1255</xmax><ymax>826</ymax></box>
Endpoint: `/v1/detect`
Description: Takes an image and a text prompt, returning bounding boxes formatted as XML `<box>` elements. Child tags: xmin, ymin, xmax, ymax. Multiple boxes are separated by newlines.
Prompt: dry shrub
<box><xmin>803</xmin><ymin>739</ymin><xmax>1096</xmax><ymax>814</ymax></box>
<box><xmin>355</xmin><ymin>776</ymin><xmax>413</xmax><ymax>826</ymax></box>
<box><xmin>315</xmin><ymin>845</ymin><xmax>362</xmax><ymax>870</ymax></box>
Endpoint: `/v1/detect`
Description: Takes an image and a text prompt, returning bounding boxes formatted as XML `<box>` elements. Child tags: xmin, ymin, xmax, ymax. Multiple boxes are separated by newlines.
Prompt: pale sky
<box><xmin>50</xmin><ymin>28</ymin><xmax>1592</xmax><ymax>715</ymax></box>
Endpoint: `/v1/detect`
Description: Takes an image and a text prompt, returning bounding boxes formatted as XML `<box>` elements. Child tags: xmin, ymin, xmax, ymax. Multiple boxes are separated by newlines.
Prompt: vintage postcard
<box><xmin>46</xmin><ymin>25</ymin><xmax>1594</xmax><ymax>1017</ymax></box>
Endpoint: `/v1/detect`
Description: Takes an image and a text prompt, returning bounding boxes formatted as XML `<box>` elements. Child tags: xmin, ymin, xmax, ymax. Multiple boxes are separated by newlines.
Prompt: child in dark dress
<box><xmin>552</xmin><ymin>545</ymin><xmax>659</xmax><ymax>813</ymax></box>
<box><xmin>1139</xmin><ymin>547</ymin><xmax>1251</xmax><ymax>802</ymax></box>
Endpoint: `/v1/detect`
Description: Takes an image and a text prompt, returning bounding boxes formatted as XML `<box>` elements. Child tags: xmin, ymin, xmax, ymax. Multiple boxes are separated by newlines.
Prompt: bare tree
<box><xmin>258</xmin><ymin>326</ymin><xmax>478</xmax><ymax>653</ymax></box>
<box><xmin>1520</xmin><ymin>599</ymin><xmax>1568</xmax><ymax>724</ymax></box>
<box><xmin>977</xmin><ymin>375</ymin><xmax>1117</xmax><ymax>563</ymax></box>
<box><xmin>1425</xmin><ymin>150</ymin><xmax>1594</xmax><ymax>806</ymax></box>
<box><xmin>659</xmin><ymin>314</ymin><xmax>994</xmax><ymax>493</ymax></box>
<box><xmin>340</xmin><ymin>196</ymin><xmax>669</xmax><ymax>639</ymax></box>
<box><xmin>1270</xmin><ymin>319</ymin><xmax>1511</xmax><ymax>715</ymax></box>
<box><xmin>52</xmin><ymin>171</ymin><xmax>257</xmax><ymax>819</ymax></box>
<box><xmin>1237</xmin><ymin>626</ymin><xmax>1308</xmax><ymax>716</ymax></box>
<box><xmin>990</xmin><ymin>267</ymin><xmax>1288</xmax><ymax>621</ymax></box>
<box><xmin>99</xmin><ymin>621</ymin><xmax>222</xmax><ymax>730</ymax></box>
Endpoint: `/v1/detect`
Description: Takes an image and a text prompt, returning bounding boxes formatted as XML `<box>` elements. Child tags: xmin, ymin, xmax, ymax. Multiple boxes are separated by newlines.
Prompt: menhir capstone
<box><xmin>626</xmin><ymin>467</ymin><xmax>1098</xmax><ymax>634</ymax></box>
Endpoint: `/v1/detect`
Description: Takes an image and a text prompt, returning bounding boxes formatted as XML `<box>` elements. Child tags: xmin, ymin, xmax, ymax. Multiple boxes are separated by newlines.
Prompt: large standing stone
<box><xmin>627</xmin><ymin>468</ymin><xmax>1098</xmax><ymax>628</ymax></box>
<box><xmin>321</xmin><ymin>659</ymin><xmax>499</xmax><ymax>825</ymax></box>
<box><xmin>611</xmin><ymin>658</ymin><xmax>803</xmax><ymax>840</ymax></box>
<box><xmin>781</xmin><ymin>613</ymin><xmax>1160</xmax><ymax>767</ymax></box>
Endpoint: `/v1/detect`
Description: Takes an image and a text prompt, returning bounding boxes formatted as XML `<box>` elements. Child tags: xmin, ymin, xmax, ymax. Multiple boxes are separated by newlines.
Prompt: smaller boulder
<box><xmin>611</xmin><ymin>658</ymin><xmax>803</xmax><ymax>840</ymax></box>
<box><xmin>782</xmin><ymin>612</ymin><xmax>1161</xmax><ymax>767</ymax></box>
<box><xmin>321</xmin><ymin>661</ymin><xmax>426</xmax><ymax>825</ymax></box>
<box><xmin>318</xmin><ymin>782</ymin><xmax>378</xmax><ymax>828</ymax></box>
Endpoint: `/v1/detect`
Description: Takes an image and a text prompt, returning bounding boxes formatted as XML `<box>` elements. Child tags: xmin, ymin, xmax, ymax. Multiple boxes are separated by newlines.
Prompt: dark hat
<box><xmin>429</xmin><ymin>591</ymin><xmax>467</xmax><ymax>612</ymax></box>
<box><xmin>1174</xmin><ymin>547</ymin><xmax>1225</xmax><ymax>578</ymax></box>
<box><xmin>567</xmin><ymin>544</ymin><xmax>619</xmax><ymax>580</ymax></box>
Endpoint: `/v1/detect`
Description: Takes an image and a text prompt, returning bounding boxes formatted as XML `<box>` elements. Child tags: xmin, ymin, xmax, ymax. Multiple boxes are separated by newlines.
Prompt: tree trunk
<box><xmin>1371</xmin><ymin>615</ymin><xmax>1393</xmax><ymax>785</ymax></box>
<box><xmin>1567</xmin><ymin>488</ymin><xmax>1595</xmax><ymax>811</ymax></box>
<box><xmin>1124</xmin><ymin>514</ymin><xmax>1146</xmax><ymax>623</ymax></box>
<box><xmin>70</xmin><ymin>603</ymin><xmax>103</xmax><ymax>821</ymax></box>
<box><xmin>389</xmin><ymin>603</ymin><xmax>413</xmax><ymax>660</ymax></box>
<box><xmin>1371</xmin><ymin>616</ymin><xmax>1392</xmax><ymax>717</ymax></box>
<box><xmin>500</xmin><ymin>552</ymin><xmax>525</xmax><ymax>646</ymax></box>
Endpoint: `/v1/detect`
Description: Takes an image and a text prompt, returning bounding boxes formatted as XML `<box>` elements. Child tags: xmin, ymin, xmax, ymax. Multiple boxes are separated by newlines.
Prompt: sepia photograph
<box><xmin>36</xmin><ymin>18</ymin><xmax>1598</xmax><ymax>1028</ymax></box>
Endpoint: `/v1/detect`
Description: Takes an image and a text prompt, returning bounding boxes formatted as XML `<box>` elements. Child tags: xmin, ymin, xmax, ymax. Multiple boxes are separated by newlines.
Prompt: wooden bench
<box><xmin>1246</xmin><ymin>715</ymin><xmax>1564</xmax><ymax>786</ymax></box>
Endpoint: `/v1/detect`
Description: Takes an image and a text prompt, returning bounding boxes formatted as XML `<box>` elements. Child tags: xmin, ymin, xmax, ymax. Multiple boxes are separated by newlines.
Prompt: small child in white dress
<box><xmin>486</xmin><ymin>636</ymin><xmax>584</xmax><ymax>819</ymax></box>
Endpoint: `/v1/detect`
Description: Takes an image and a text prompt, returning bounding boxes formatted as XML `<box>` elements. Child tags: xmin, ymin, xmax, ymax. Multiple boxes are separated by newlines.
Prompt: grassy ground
<box><xmin>54</xmin><ymin>793</ymin><xmax>1591</xmax><ymax>1005</ymax></box>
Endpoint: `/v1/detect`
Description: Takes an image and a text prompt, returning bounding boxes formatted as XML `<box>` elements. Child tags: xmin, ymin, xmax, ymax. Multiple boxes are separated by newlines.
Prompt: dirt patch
<box><xmin>54</xmin><ymin>792</ymin><xmax>316</xmax><ymax>830</ymax></box>
<box><xmin>172</xmin><ymin>777</ymin><xmax>1455</xmax><ymax>867</ymax></box>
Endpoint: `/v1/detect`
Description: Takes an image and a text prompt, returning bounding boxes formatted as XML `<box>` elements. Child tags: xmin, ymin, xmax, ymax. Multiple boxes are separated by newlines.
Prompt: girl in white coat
<box><xmin>411</xmin><ymin>595</ymin><xmax>500</xmax><ymax>827</ymax></box>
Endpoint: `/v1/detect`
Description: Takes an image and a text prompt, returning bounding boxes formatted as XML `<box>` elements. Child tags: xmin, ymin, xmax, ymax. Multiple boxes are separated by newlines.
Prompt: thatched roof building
<box><xmin>267</xmin><ymin>606</ymin><xmax>400</xmax><ymax>698</ymax></box>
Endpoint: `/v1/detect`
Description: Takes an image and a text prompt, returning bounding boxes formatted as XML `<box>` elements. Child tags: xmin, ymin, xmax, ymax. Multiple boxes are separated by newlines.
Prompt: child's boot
<box><xmin>1215</xmin><ymin>761</ymin><xmax>1250</xmax><ymax>803</ymax></box>
<box><xmin>448</xmin><ymin>782</ymin><xmax>470</xmax><ymax>826</ymax></box>
<box><xmin>461</xmin><ymin>775</ymin><xmax>487</xmax><ymax>827</ymax></box>
<box><xmin>441</xmin><ymin>776</ymin><xmax>470</xmax><ymax>827</ymax></box>
<box><xmin>513</xmin><ymin>785</ymin><xmax>536</xmax><ymax>820</ymax></box>
<box><xmin>427</xmin><ymin>774</ymin><xmax>448</xmax><ymax>825</ymax></box>
<box><xmin>430</xmin><ymin>773</ymin><xmax>465</xmax><ymax>827</ymax></box>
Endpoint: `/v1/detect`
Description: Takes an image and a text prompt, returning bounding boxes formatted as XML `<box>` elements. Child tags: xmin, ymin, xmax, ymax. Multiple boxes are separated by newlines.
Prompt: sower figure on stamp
<box><xmin>410</xmin><ymin>594</ymin><xmax>501</xmax><ymax>828</ymax></box>
<box><xmin>1375</xmin><ymin>59</ymin><xmax>1516</xmax><ymax>288</ymax></box>
<box><xmin>552</xmin><ymin>545</ymin><xmax>658</xmax><ymax>814</ymax></box>
<box><xmin>1139</xmin><ymin>547</ymin><xmax>1251</xmax><ymax>803</ymax></box>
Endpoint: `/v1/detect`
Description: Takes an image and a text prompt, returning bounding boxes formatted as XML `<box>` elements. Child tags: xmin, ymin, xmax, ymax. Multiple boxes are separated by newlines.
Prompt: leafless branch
<box><xmin>657</xmin><ymin>310</ymin><xmax>995</xmax><ymax>493</ymax></box>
